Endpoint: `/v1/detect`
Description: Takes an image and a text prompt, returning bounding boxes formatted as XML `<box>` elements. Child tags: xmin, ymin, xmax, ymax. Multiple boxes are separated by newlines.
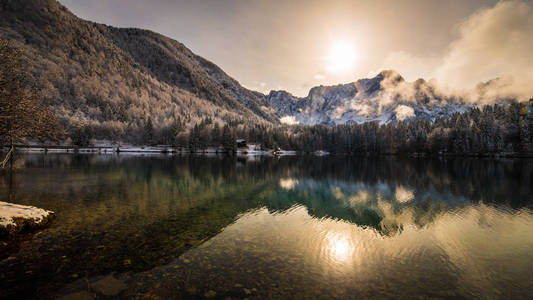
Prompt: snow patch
<box><xmin>0</xmin><ymin>201</ymin><xmax>54</xmax><ymax>227</ymax></box>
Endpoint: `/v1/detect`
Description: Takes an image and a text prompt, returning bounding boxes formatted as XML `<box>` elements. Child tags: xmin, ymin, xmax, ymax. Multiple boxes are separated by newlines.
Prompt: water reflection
<box><xmin>279</xmin><ymin>177</ymin><xmax>298</xmax><ymax>190</ymax></box>
<box><xmin>325</xmin><ymin>230</ymin><xmax>354</xmax><ymax>264</ymax></box>
<box><xmin>113</xmin><ymin>203</ymin><xmax>532</xmax><ymax>299</ymax></box>
<box><xmin>154</xmin><ymin>204</ymin><xmax>533</xmax><ymax>299</ymax></box>
<box><xmin>0</xmin><ymin>155</ymin><xmax>532</xmax><ymax>299</ymax></box>
<box><xmin>395</xmin><ymin>185</ymin><xmax>414</xmax><ymax>203</ymax></box>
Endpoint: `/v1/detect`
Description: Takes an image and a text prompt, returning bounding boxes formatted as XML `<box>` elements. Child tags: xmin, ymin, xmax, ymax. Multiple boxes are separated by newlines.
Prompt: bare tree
<box><xmin>0</xmin><ymin>39</ymin><xmax>61</xmax><ymax>168</ymax></box>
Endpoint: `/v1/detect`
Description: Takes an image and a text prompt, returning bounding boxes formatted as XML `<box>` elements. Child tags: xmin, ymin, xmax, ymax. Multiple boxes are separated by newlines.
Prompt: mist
<box><xmin>379</xmin><ymin>0</ymin><xmax>533</xmax><ymax>102</ymax></box>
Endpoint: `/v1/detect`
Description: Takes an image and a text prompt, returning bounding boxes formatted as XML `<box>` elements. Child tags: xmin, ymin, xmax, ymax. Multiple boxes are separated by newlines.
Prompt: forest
<box><xmin>70</xmin><ymin>101</ymin><xmax>533</xmax><ymax>156</ymax></box>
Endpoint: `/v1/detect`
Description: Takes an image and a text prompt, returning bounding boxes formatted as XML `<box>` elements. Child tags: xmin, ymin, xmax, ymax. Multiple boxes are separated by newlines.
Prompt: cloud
<box><xmin>394</xmin><ymin>105</ymin><xmax>415</xmax><ymax>121</ymax></box>
<box><xmin>435</xmin><ymin>0</ymin><xmax>533</xmax><ymax>101</ymax></box>
<box><xmin>350</xmin><ymin>103</ymin><xmax>373</xmax><ymax>117</ymax></box>
<box><xmin>377</xmin><ymin>1</ymin><xmax>533</xmax><ymax>102</ymax></box>
<box><xmin>368</xmin><ymin>52</ymin><xmax>439</xmax><ymax>82</ymax></box>
<box><xmin>280</xmin><ymin>115</ymin><xmax>299</xmax><ymax>125</ymax></box>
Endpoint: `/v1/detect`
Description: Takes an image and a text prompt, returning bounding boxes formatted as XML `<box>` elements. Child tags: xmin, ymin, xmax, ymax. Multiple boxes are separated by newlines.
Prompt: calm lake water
<box><xmin>1</xmin><ymin>154</ymin><xmax>533</xmax><ymax>299</ymax></box>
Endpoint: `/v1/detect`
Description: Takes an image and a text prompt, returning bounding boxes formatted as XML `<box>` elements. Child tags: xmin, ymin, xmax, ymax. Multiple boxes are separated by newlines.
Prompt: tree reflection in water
<box><xmin>0</xmin><ymin>154</ymin><xmax>532</xmax><ymax>299</ymax></box>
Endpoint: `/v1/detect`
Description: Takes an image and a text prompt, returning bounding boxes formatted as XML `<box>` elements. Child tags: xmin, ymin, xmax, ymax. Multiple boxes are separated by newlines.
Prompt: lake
<box><xmin>1</xmin><ymin>154</ymin><xmax>533</xmax><ymax>299</ymax></box>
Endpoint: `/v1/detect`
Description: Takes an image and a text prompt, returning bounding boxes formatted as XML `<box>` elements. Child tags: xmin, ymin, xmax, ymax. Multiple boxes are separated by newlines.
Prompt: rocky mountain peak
<box><xmin>266</xmin><ymin>70</ymin><xmax>470</xmax><ymax>125</ymax></box>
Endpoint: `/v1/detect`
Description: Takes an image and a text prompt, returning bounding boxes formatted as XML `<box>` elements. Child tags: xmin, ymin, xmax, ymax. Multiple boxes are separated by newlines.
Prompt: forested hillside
<box><xmin>0</xmin><ymin>0</ymin><xmax>277</xmax><ymax>145</ymax></box>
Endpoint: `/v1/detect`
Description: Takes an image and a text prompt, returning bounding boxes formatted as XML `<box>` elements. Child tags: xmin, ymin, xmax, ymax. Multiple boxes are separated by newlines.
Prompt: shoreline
<box><xmin>2</xmin><ymin>145</ymin><xmax>532</xmax><ymax>158</ymax></box>
<box><xmin>2</xmin><ymin>145</ymin><xmax>302</xmax><ymax>156</ymax></box>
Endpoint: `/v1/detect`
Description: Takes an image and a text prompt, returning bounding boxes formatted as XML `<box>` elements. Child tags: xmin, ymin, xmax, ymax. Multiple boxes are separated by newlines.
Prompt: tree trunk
<box><xmin>1</xmin><ymin>144</ymin><xmax>15</xmax><ymax>169</ymax></box>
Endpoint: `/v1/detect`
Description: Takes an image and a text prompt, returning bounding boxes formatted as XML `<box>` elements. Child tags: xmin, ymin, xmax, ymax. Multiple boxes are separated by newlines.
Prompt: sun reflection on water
<box><xmin>327</xmin><ymin>233</ymin><xmax>353</xmax><ymax>262</ymax></box>
<box><xmin>324</xmin><ymin>231</ymin><xmax>356</xmax><ymax>267</ymax></box>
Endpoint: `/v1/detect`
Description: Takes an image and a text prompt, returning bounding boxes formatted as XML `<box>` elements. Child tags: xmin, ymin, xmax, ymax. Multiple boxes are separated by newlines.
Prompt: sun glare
<box><xmin>325</xmin><ymin>231</ymin><xmax>355</xmax><ymax>263</ymax></box>
<box><xmin>326</xmin><ymin>41</ymin><xmax>357</xmax><ymax>73</ymax></box>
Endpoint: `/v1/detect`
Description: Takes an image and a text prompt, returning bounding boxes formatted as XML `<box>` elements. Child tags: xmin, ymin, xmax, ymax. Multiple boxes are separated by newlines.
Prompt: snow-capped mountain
<box><xmin>267</xmin><ymin>70</ymin><xmax>471</xmax><ymax>125</ymax></box>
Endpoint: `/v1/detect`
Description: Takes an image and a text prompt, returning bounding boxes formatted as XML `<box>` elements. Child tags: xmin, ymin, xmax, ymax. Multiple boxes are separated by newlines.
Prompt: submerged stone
<box><xmin>57</xmin><ymin>291</ymin><xmax>94</xmax><ymax>300</ymax></box>
<box><xmin>204</xmin><ymin>290</ymin><xmax>216</xmax><ymax>298</ymax></box>
<box><xmin>91</xmin><ymin>275</ymin><xmax>127</xmax><ymax>296</ymax></box>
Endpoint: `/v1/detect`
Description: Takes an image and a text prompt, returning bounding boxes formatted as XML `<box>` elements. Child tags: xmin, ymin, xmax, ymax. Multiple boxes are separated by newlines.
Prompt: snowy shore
<box><xmin>10</xmin><ymin>145</ymin><xmax>314</xmax><ymax>156</ymax></box>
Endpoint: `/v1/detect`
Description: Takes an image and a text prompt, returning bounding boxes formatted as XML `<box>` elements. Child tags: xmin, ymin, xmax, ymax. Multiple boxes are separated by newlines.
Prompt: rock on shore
<box><xmin>0</xmin><ymin>202</ymin><xmax>55</xmax><ymax>237</ymax></box>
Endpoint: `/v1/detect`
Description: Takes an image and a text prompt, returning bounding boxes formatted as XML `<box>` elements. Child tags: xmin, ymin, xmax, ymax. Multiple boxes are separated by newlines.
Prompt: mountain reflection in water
<box><xmin>0</xmin><ymin>155</ymin><xmax>532</xmax><ymax>299</ymax></box>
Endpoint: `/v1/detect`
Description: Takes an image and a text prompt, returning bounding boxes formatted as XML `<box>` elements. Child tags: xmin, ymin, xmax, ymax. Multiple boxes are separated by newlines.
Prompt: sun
<box><xmin>326</xmin><ymin>41</ymin><xmax>357</xmax><ymax>73</ymax></box>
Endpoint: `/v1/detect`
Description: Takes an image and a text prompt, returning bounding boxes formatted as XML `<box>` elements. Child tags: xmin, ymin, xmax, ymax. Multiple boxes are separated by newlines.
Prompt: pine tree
<box><xmin>519</xmin><ymin>118</ymin><xmax>531</xmax><ymax>152</ymax></box>
<box><xmin>170</xmin><ymin>116</ymin><xmax>183</xmax><ymax>146</ymax></box>
<box><xmin>222</xmin><ymin>124</ymin><xmax>235</xmax><ymax>153</ymax></box>
<box><xmin>212</xmin><ymin>123</ymin><xmax>221</xmax><ymax>147</ymax></box>
<box><xmin>144</xmin><ymin>117</ymin><xmax>154</xmax><ymax>145</ymax></box>
<box><xmin>189</xmin><ymin>124</ymin><xmax>200</xmax><ymax>152</ymax></box>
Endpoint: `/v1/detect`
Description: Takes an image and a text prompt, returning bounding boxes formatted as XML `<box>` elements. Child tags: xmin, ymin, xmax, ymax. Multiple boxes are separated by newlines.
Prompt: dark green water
<box><xmin>1</xmin><ymin>154</ymin><xmax>533</xmax><ymax>299</ymax></box>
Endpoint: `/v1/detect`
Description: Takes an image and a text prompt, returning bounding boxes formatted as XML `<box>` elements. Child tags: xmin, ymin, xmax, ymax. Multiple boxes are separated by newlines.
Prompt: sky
<box><xmin>58</xmin><ymin>0</ymin><xmax>532</xmax><ymax>99</ymax></box>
